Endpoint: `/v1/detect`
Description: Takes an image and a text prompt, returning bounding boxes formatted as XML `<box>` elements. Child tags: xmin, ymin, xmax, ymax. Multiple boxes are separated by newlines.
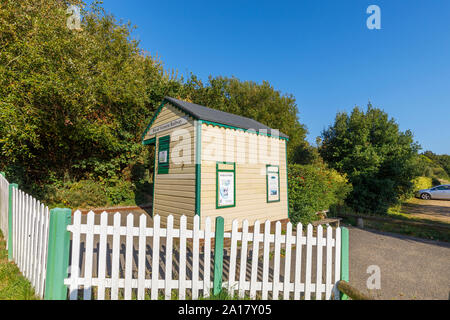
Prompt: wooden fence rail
<box><xmin>64</xmin><ymin>211</ymin><xmax>344</xmax><ymax>300</ymax></box>
<box><xmin>0</xmin><ymin>174</ymin><xmax>350</xmax><ymax>301</ymax></box>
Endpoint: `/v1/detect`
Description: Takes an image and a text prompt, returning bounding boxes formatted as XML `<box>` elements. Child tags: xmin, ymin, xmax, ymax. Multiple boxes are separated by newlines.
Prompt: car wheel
<box><xmin>420</xmin><ymin>193</ymin><xmax>431</xmax><ymax>200</ymax></box>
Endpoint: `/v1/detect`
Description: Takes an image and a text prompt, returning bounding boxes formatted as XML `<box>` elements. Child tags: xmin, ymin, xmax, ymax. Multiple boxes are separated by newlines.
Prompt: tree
<box><xmin>319</xmin><ymin>104</ymin><xmax>420</xmax><ymax>214</ymax></box>
<box><xmin>180</xmin><ymin>75</ymin><xmax>308</xmax><ymax>162</ymax></box>
<box><xmin>0</xmin><ymin>0</ymin><xmax>182</xmax><ymax>195</ymax></box>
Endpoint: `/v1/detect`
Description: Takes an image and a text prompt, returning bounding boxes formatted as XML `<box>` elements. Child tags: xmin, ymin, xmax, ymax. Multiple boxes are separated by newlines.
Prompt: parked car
<box><xmin>416</xmin><ymin>185</ymin><xmax>450</xmax><ymax>200</ymax></box>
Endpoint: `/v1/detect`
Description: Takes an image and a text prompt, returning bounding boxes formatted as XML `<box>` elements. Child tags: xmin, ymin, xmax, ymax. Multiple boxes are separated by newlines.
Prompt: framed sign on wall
<box><xmin>216</xmin><ymin>162</ymin><xmax>236</xmax><ymax>208</ymax></box>
<box><xmin>266</xmin><ymin>165</ymin><xmax>280</xmax><ymax>202</ymax></box>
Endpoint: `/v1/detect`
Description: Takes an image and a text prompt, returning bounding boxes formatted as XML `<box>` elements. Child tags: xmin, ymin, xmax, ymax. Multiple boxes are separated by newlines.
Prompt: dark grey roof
<box><xmin>164</xmin><ymin>96</ymin><xmax>288</xmax><ymax>139</ymax></box>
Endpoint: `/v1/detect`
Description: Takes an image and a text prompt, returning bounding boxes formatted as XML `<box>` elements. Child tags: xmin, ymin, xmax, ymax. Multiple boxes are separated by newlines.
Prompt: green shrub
<box><xmin>105</xmin><ymin>179</ymin><xmax>135</xmax><ymax>206</ymax></box>
<box><xmin>288</xmin><ymin>163</ymin><xmax>352</xmax><ymax>225</ymax></box>
<box><xmin>45</xmin><ymin>180</ymin><xmax>109</xmax><ymax>209</ymax></box>
<box><xmin>412</xmin><ymin>176</ymin><xmax>432</xmax><ymax>192</ymax></box>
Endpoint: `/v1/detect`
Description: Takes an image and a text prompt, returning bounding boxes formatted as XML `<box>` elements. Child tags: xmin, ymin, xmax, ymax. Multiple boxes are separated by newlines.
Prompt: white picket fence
<box><xmin>65</xmin><ymin>211</ymin><xmax>341</xmax><ymax>300</ymax></box>
<box><xmin>0</xmin><ymin>174</ymin><xmax>9</xmax><ymax>242</ymax></box>
<box><xmin>11</xmin><ymin>188</ymin><xmax>51</xmax><ymax>298</ymax></box>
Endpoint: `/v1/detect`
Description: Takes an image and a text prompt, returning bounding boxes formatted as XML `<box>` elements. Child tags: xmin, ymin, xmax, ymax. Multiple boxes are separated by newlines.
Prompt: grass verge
<box><xmin>0</xmin><ymin>232</ymin><xmax>38</xmax><ymax>300</ymax></box>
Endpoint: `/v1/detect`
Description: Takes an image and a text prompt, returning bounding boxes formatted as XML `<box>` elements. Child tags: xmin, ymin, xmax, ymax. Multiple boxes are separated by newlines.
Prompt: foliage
<box><xmin>288</xmin><ymin>163</ymin><xmax>352</xmax><ymax>225</ymax></box>
<box><xmin>414</xmin><ymin>153</ymin><xmax>449</xmax><ymax>184</ymax></box>
<box><xmin>180</xmin><ymin>75</ymin><xmax>307</xmax><ymax>162</ymax></box>
<box><xmin>0</xmin><ymin>0</ymin><xmax>309</xmax><ymax>207</ymax></box>
<box><xmin>44</xmin><ymin>180</ymin><xmax>109</xmax><ymax>208</ymax></box>
<box><xmin>319</xmin><ymin>104</ymin><xmax>421</xmax><ymax>215</ymax></box>
<box><xmin>411</xmin><ymin>176</ymin><xmax>432</xmax><ymax>192</ymax></box>
<box><xmin>0</xmin><ymin>0</ymin><xmax>183</xmax><ymax>197</ymax></box>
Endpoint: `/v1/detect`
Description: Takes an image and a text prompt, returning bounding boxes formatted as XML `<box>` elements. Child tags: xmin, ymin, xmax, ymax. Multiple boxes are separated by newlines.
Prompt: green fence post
<box><xmin>340</xmin><ymin>227</ymin><xmax>349</xmax><ymax>300</ymax></box>
<box><xmin>8</xmin><ymin>183</ymin><xmax>18</xmax><ymax>261</ymax></box>
<box><xmin>44</xmin><ymin>208</ymin><xmax>72</xmax><ymax>300</ymax></box>
<box><xmin>213</xmin><ymin>216</ymin><xmax>225</xmax><ymax>296</ymax></box>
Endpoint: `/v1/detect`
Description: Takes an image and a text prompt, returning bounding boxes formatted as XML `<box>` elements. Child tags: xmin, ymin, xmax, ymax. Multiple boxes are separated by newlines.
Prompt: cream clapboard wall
<box><xmin>144</xmin><ymin>103</ymin><xmax>197</xmax><ymax>227</ymax></box>
<box><xmin>200</xmin><ymin>123</ymin><xmax>288</xmax><ymax>231</ymax></box>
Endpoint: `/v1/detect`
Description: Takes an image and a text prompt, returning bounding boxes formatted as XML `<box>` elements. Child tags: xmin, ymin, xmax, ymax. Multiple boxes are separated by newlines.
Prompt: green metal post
<box><xmin>44</xmin><ymin>208</ymin><xmax>72</xmax><ymax>300</ymax></box>
<box><xmin>213</xmin><ymin>216</ymin><xmax>224</xmax><ymax>296</ymax></box>
<box><xmin>340</xmin><ymin>227</ymin><xmax>349</xmax><ymax>300</ymax></box>
<box><xmin>8</xmin><ymin>183</ymin><xmax>18</xmax><ymax>261</ymax></box>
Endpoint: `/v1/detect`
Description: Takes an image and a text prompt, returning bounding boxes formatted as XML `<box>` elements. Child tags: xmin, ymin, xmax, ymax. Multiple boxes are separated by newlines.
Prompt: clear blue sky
<box><xmin>90</xmin><ymin>0</ymin><xmax>449</xmax><ymax>154</ymax></box>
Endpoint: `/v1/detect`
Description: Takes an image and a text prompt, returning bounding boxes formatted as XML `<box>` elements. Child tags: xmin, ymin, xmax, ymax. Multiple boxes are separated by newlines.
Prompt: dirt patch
<box><xmin>401</xmin><ymin>199</ymin><xmax>450</xmax><ymax>224</ymax></box>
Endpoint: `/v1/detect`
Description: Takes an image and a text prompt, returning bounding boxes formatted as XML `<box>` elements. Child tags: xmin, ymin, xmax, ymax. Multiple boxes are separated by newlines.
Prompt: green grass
<box><xmin>341</xmin><ymin>216</ymin><xmax>450</xmax><ymax>242</ymax></box>
<box><xmin>0</xmin><ymin>232</ymin><xmax>38</xmax><ymax>300</ymax></box>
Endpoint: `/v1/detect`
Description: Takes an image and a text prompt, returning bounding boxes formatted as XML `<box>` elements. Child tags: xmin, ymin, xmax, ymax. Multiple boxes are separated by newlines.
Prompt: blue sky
<box><xmin>90</xmin><ymin>0</ymin><xmax>449</xmax><ymax>154</ymax></box>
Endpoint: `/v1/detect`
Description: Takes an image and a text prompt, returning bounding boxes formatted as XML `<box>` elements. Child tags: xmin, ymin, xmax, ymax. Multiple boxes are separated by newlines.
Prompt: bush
<box><xmin>45</xmin><ymin>180</ymin><xmax>109</xmax><ymax>209</ymax></box>
<box><xmin>288</xmin><ymin>163</ymin><xmax>352</xmax><ymax>225</ymax></box>
<box><xmin>412</xmin><ymin>176</ymin><xmax>432</xmax><ymax>192</ymax></box>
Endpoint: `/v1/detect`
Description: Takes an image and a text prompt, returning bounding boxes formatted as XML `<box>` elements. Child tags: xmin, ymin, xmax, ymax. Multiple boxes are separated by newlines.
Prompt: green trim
<box><xmin>141</xmin><ymin>98</ymin><xmax>288</xmax><ymax>145</ymax></box>
<box><xmin>266</xmin><ymin>165</ymin><xmax>281</xmax><ymax>203</ymax></box>
<box><xmin>202</xmin><ymin>120</ymin><xmax>289</xmax><ymax>141</ymax></box>
<box><xmin>0</xmin><ymin>172</ymin><xmax>5</xmax><ymax>177</ymax></box>
<box><xmin>195</xmin><ymin>120</ymin><xmax>202</xmax><ymax>218</ymax></box>
<box><xmin>157</xmin><ymin>135</ymin><xmax>170</xmax><ymax>174</ymax></box>
<box><xmin>143</xmin><ymin>137</ymin><xmax>156</xmax><ymax>145</ymax></box>
<box><xmin>44</xmin><ymin>208</ymin><xmax>72</xmax><ymax>300</ymax></box>
<box><xmin>141</xmin><ymin>101</ymin><xmax>167</xmax><ymax>143</ymax></box>
<box><xmin>340</xmin><ymin>227</ymin><xmax>349</xmax><ymax>300</ymax></box>
<box><xmin>151</xmin><ymin>143</ymin><xmax>157</xmax><ymax>217</ymax></box>
<box><xmin>216</xmin><ymin>162</ymin><xmax>236</xmax><ymax>209</ymax></box>
<box><xmin>8</xmin><ymin>183</ymin><xmax>18</xmax><ymax>261</ymax></box>
<box><xmin>285</xmin><ymin>141</ymin><xmax>290</xmax><ymax>219</ymax></box>
<box><xmin>213</xmin><ymin>216</ymin><xmax>225</xmax><ymax>296</ymax></box>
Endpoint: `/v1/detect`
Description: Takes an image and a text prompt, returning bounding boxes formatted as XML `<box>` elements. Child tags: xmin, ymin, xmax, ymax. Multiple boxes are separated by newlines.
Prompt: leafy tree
<box><xmin>319</xmin><ymin>104</ymin><xmax>420</xmax><ymax>214</ymax></box>
<box><xmin>0</xmin><ymin>0</ymin><xmax>182</xmax><ymax>197</ymax></box>
<box><xmin>180</xmin><ymin>75</ymin><xmax>308</xmax><ymax>162</ymax></box>
<box><xmin>421</xmin><ymin>151</ymin><xmax>450</xmax><ymax>181</ymax></box>
<box><xmin>0</xmin><ymin>0</ymin><xmax>310</xmax><ymax>208</ymax></box>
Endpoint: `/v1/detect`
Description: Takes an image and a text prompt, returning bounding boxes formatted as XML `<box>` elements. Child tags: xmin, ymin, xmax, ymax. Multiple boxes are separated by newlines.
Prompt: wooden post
<box><xmin>7</xmin><ymin>183</ymin><xmax>18</xmax><ymax>261</ymax></box>
<box><xmin>213</xmin><ymin>216</ymin><xmax>224</xmax><ymax>296</ymax></box>
<box><xmin>340</xmin><ymin>227</ymin><xmax>349</xmax><ymax>300</ymax></box>
<box><xmin>44</xmin><ymin>208</ymin><xmax>72</xmax><ymax>300</ymax></box>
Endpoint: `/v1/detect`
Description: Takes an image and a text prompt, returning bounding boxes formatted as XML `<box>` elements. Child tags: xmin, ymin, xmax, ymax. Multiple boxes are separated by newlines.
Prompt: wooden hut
<box><xmin>142</xmin><ymin>97</ymin><xmax>289</xmax><ymax>230</ymax></box>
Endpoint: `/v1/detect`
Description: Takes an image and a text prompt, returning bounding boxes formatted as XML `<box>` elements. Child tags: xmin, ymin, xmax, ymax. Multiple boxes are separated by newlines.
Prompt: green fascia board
<box><xmin>143</xmin><ymin>137</ymin><xmax>156</xmax><ymax>145</ymax></box>
<box><xmin>216</xmin><ymin>162</ymin><xmax>236</xmax><ymax>209</ymax></box>
<box><xmin>266</xmin><ymin>164</ymin><xmax>281</xmax><ymax>203</ymax></box>
<box><xmin>202</xmin><ymin>120</ymin><xmax>289</xmax><ymax>141</ymax></box>
<box><xmin>141</xmin><ymin>101</ymin><xmax>168</xmax><ymax>143</ymax></box>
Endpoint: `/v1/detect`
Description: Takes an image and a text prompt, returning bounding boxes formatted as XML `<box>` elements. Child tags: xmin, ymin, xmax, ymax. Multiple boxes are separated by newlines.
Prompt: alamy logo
<box><xmin>366</xmin><ymin>5</ymin><xmax>381</xmax><ymax>30</ymax></box>
<box><xmin>366</xmin><ymin>265</ymin><xmax>381</xmax><ymax>289</ymax></box>
<box><xmin>66</xmin><ymin>5</ymin><xmax>81</xmax><ymax>30</ymax></box>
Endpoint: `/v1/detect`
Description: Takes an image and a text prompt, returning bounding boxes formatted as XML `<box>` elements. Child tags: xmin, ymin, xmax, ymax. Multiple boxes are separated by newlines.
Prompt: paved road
<box><xmin>347</xmin><ymin>225</ymin><xmax>450</xmax><ymax>300</ymax></box>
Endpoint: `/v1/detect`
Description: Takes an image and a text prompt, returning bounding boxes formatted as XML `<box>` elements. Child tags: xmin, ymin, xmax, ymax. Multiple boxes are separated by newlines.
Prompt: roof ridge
<box><xmin>164</xmin><ymin>96</ymin><xmax>288</xmax><ymax>139</ymax></box>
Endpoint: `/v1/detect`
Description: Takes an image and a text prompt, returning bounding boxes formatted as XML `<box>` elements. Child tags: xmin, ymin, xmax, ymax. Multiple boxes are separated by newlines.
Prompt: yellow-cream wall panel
<box><xmin>148</xmin><ymin>103</ymin><xmax>197</xmax><ymax>226</ymax></box>
<box><xmin>200</xmin><ymin>123</ymin><xmax>288</xmax><ymax>231</ymax></box>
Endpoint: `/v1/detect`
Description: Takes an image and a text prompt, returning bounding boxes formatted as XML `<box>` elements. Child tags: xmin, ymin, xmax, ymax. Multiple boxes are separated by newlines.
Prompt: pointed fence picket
<box><xmin>65</xmin><ymin>211</ymin><xmax>342</xmax><ymax>300</ymax></box>
<box><xmin>7</xmin><ymin>186</ymin><xmax>50</xmax><ymax>299</ymax></box>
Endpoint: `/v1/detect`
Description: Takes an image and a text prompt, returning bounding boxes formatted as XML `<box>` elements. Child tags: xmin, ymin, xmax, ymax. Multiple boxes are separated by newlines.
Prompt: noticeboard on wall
<box><xmin>216</xmin><ymin>162</ymin><xmax>236</xmax><ymax>208</ymax></box>
<box><xmin>266</xmin><ymin>165</ymin><xmax>280</xmax><ymax>202</ymax></box>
